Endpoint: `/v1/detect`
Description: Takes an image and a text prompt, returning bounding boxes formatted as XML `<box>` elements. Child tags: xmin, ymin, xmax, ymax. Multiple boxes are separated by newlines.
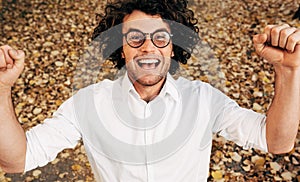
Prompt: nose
<box><xmin>140</xmin><ymin>35</ymin><xmax>156</xmax><ymax>52</ymax></box>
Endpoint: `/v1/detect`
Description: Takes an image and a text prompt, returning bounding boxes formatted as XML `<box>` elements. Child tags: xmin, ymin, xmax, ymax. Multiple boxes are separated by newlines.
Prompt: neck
<box><xmin>132</xmin><ymin>77</ymin><xmax>166</xmax><ymax>102</ymax></box>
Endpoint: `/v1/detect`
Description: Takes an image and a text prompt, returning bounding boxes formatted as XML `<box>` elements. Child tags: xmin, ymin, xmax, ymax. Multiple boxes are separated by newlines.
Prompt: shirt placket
<box><xmin>144</xmin><ymin>103</ymin><xmax>154</xmax><ymax>182</ymax></box>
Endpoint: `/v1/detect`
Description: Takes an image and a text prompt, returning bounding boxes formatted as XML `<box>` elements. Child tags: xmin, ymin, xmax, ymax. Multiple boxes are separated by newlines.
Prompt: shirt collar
<box><xmin>121</xmin><ymin>72</ymin><xmax>180</xmax><ymax>102</ymax></box>
<box><xmin>121</xmin><ymin>72</ymin><xmax>139</xmax><ymax>98</ymax></box>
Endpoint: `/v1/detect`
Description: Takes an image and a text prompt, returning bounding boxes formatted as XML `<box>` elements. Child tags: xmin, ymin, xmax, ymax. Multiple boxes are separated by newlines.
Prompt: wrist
<box><xmin>274</xmin><ymin>66</ymin><xmax>300</xmax><ymax>88</ymax></box>
<box><xmin>274</xmin><ymin>65</ymin><xmax>300</xmax><ymax>76</ymax></box>
<box><xmin>0</xmin><ymin>86</ymin><xmax>12</xmax><ymax>94</ymax></box>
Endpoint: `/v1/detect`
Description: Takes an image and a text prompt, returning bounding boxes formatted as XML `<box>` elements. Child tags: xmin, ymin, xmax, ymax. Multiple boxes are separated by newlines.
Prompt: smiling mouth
<box><xmin>137</xmin><ymin>59</ymin><xmax>161</xmax><ymax>70</ymax></box>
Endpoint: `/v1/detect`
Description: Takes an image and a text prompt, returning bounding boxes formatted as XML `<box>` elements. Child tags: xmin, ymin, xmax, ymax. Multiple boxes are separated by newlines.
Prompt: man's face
<box><xmin>122</xmin><ymin>10</ymin><xmax>174</xmax><ymax>87</ymax></box>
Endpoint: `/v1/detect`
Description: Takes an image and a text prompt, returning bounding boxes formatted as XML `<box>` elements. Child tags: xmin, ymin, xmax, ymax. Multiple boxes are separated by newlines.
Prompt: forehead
<box><xmin>122</xmin><ymin>10</ymin><xmax>170</xmax><ymax>32</ymax></box>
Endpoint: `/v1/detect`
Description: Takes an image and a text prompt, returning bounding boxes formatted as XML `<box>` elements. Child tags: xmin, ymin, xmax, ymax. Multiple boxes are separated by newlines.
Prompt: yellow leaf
<box><xmin>211</xmin><ymin>170</ymin><xmax>223</xmax><ymax>180</ymax></box>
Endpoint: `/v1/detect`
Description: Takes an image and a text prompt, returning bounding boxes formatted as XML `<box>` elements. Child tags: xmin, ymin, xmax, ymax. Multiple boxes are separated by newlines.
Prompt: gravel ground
<box><xmin>1</xmin><ymin>0</ymin><xmax>300</xmax><ymax>181</ymax></box>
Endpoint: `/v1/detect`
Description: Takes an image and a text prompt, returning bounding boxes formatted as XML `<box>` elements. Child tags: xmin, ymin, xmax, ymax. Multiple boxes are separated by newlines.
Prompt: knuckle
<box><xmin>287</xmin><ymin>35</ymin><xmax>297</xmax><ymax>44</ymax></box>
<box><xmin>280</xmin><ymin>29</ymin><xmax>290</xmax><ymax>37</ymax></box>
<box><xmin>265</xmin><ymin>25</ymin><xmax>274</xmax><ymax>31</ymax></box>
<box><xmin>271</xmin><ymin>27</ymin><xmax>281</xmax><ymax>35</ymax></box>
<box><xmin>282</xmin><ymin>23</ymin><xmax>290</xmax><ymax>27</ymax></box>
<box><xmin>1</xmin><ymin>45</ymin><xmax>11</xmax><ymax>50</ymax></box>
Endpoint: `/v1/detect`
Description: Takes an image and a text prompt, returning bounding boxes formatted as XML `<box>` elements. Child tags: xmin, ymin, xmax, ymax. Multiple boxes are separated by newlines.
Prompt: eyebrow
<box><xmin>124</xmin><ymin>28</ymin><xmax>170</xmax><ymax>34</ymax></box>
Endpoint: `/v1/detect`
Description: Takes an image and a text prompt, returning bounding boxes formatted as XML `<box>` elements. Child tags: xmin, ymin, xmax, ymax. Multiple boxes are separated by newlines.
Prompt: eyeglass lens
<box><xmin>125</xmin><ymin>31</ymin><xmax>171</xmax><ymax>48</ymax></box>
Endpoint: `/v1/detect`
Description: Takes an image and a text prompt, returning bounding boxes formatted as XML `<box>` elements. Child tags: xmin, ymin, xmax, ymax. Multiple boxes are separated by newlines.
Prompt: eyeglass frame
<box><xmin>123</xmin><ymin>28</ymin><xmax>173</xmax><ymax>48</ymax></box>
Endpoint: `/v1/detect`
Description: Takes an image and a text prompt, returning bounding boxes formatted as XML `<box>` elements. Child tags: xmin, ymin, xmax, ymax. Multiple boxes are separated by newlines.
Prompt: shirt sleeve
<box><xmin>24</xmin><ymin>96</ymin><xmax>82</xmax><ymax>172</ymax></box>
<box><xmin>208</xmin><ymin>84</ymin><xmax>268</xmax><ymax>152</ymax></box>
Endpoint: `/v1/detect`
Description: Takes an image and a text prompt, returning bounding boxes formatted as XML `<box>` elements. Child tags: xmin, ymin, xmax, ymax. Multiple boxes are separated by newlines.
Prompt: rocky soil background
<box><xmin>1</xmin><ymin>0</ymin><xmax>300</xmax><ymax>181</ymax></box>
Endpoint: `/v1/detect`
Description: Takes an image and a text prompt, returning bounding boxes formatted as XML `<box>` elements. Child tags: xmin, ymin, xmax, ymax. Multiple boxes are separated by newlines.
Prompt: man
<box><xmin>0</xmin><ymin>0</ymin><xmax>299</xmax><ymax>181</ymax></box>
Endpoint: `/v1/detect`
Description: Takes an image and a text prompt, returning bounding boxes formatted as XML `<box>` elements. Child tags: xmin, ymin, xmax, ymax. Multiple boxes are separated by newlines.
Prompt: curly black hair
<box><xmin>92</xmin><ymin>0</ymin><xmax>199</xmax><ymax>74</ymax></box>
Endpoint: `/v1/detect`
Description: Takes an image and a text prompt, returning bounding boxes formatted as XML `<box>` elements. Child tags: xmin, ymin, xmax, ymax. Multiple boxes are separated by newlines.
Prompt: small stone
<box><xmin>71</xmin><ymin>164</ymin><xmax>82</xmax><ymax>171</ymax></box>
<box><xmin>33</xmin><ymin>107</ymin><xmax>42</xmax><ymax>115</ymax></box>
<box><xmin>27</xmin><ymin>97</ymin><xmax>35</xmax><ymax>104</ymax></box>
<box><xmin>274</xmin><ymin>176</ymin><xmax>282</xmax><ymax>181</ymax></box>
<box><xmin>291</xmin><ymin>156</ymin><xmax>299</xmax><ymax>165</ymax></box>
<box><xmin>25</xmin><ymin>176</ymin><xmax>34</xmax><ymax>181</ymax></box>
<box><xmin>232</xmin><ymin>93</ymin><xmax>240</xmax><ymax>99</ymax></box>
<box><xmin>270</xmin><ymin>162</ymin><xmax>281</xmax><ymax>171</ymax></box>
<box><xmin>253</xmin><ymin>91</ymin><xmax>263</xmax><ymax>97</ymax></box>
<box><xmin>51</xmin><ymin>50</ymin><xmax>60</xmax><ymax>56</ymax></box>
<box><xmin>43</xmin><ymin>41</ymin><xmax>54</xmax><ymax>47</ymax></box>
<box><xmin>281</xmin><ymin>171</ymin><xmax>293</xmax><ymax>181</ymax></box>
<box><xmin>251</xmin><ymin>74</ymin><xmax>258</xmax><ymax>82</ymax></box>
<box><xmin>55</xmin><ymin>61</ymin><xmax>64</xmax><ymax>67</ymax></box>
<box><xmin>242</xmin><ymin>165</ymin><xmax>251</xmax><ymax>172</ymax></box>
<box><xmin>4</xmin><ymin>25</ymin><xmax>13</xmax><ymax>31</ymax></box>
<box><xmin>251</xmin><ymin>155</ymin><xmax>265</xmax><ymax>167</ymax></box>
<box><xmin>51</xmin><ymin>158</ymin><xmax>60</xmax><ymax>165</ymax></box>
<box><xmin>32</xmin><ymin>169</ymin><xmax>42</xmax><ymax>178</ymax></box>
<box><xmin>253</xmin><ymin>103</ymin><xmax>263</xmax><ymax>111</ymax></box>
<box><xmin>59</xmin><ymin>172</ymin><xmax>68</xmax><ymax>178</ymax></box>
<box><xmin>29</xmin><ymin>79</ymin><xmax>36</xmax><ymax>85</ymax></box>
<box><xmin>243</xmin><ymin>159</ymin><xmax>251</xmax><ymax>165</ymax></box>
<box><xmin>231</xmin><ymin>152</ymin><xmax>242</xmax><ymax>162</ymax></box>
<box><xmin>55</xmin><ymin>100</ymin><xmax>63</xmax><ymax>106</ymax></box>
<box><xmin>215</xmin><ymin>150</ymin><xmax>223</xmax><ymax>158</ymax></box>
<box><xmin>37</xmin><ymin>114</ymin><xmax>45</xmax><ymax>121</ymax></box>
<box><xmin>60</xmin><ymin>152</ymin><xmax>70</xmax><ymax>158</ymax></box>
<box><xmin>64</xmin><ymin>79</ymin><xmax>71</xmax><ymax>85</ymax></box>
<box><xmin>211</xmin><ymin>170</ymin><xmax>223</xmax><ymax>180</ymax></box>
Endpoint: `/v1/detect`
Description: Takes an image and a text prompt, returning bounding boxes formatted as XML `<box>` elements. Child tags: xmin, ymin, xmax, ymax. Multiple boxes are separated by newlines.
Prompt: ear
<box><xmin>171</xmin><ymin>51</ymin><xmax>174</xmax><ymax>57</ymax></box>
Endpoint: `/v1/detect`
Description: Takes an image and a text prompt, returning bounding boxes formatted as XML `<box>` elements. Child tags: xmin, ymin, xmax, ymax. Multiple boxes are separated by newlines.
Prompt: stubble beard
<box><xmin>127</xmin><ymin>59</ymin><xmax>170</xmax><ymax>87</ymax></box>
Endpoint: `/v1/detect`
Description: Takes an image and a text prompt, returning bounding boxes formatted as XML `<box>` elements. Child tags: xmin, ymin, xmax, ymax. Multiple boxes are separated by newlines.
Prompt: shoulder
<box><xmin>75</xmin><ymin>78</ymin><xmax>116</xmax><ymax>96</ymax></box>
<box><xmin>175</xmin><ymin>76</ymin><xmax>215</xmax><ymax>93</ymax></box>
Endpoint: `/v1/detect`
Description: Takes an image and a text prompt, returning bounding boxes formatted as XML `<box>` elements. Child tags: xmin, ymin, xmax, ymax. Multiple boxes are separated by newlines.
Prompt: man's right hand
<box><xmin>0</xmin><ymin>45</ymin><xmax>27</xmax><ymax>173</ymax></box>
<box><xmin>0</xmin><ymin>45</ymin><xmax>25</xmax><ymax>88</ymax></box>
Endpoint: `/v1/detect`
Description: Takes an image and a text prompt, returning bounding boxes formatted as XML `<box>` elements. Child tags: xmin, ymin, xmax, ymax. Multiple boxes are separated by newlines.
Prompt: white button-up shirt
<box><xmin>25</xmin><ymin>73</ymin><xmax>267</xmax><ymax>182</ymax></box>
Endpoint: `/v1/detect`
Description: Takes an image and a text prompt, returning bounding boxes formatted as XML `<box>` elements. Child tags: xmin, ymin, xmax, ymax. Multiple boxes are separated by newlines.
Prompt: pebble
<box><xmin>33</xmin><ymin>107</ymin><xmax>42</xmax><ymax>115</ymax></box>
<box><xmin>270</xmin><ymin>162</ymin><xmax>282</xmax><ymax>171</ymax></box>
<box><xmin>231</xmin><ymin>152</ymin><xmax>242</xmax><ymax>162</ymax></box>
<box><xmin>51</xmin><ymin>158</ymin><xmax>60</xmax><ymax>165</ymax></box>
<box><xmin>51</xmin><ymin>50</ymin><xmax>60</xmax><ymax>56</ymax></box>
<box><xmin>242</xmin><ymin>165</ymin><xmax>251</xmax><ymax>172</ymax></box>
<box><xmin>251</xmin><ymin>155</ymin><xmax>265</xmax><ymax>167</ymax></box>
<box><xmin>253</xmin><ymin>90</ymin><xmax>263</xmax><ymax>97</ymax></box>
<box><xmin>281</xmin><ymin>171</ymin><xmax>293</xmax><ymax>181</ymax></box>
<box><xmin>71</xmin><ymin>164</ymin><xmax>82</xmax><ymax>171</ymax></box>
<box><xmin>252</xmin><ymin>103</ymin><xmax>263</xmax><ymax>111</ymax></box>
<box><xmin>274</xmin><ymin>176</ymin><xmax>282</xmax><ymax>181</ymax></box>
<box><xmin>55</xmin><ymin>61</ymin><xmax>64</xmax><ymax>67</ymax></box>
<box><xmin>211</xmin><ymin>170</ymin><xmax>223</xmax><ymax>180</ymax></box>
<box><xmin>59</xmin><ymin>172</ymin><xmax>69</xmax><ymax>178</ymax></box>
<box><xmin>32</xmin><ymin>169</ymin><xmax>42</xmax><ymax>178</ymax></box>
<box><xmin>43</xmin><ymin>41</ymin><xmax>54</xmax><ymax>47</ymax></box>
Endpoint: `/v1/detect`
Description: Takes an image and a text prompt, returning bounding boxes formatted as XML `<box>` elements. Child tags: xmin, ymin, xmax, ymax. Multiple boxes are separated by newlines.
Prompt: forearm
<box><xmin>266</xmin><ymin>67</ymin><xmax>300</xmax><ymax>154</ymax></box>
<box><xmin>0</xmin><ymin>87</ymin><xmax>26</xmax><ymax>173</ymax></box>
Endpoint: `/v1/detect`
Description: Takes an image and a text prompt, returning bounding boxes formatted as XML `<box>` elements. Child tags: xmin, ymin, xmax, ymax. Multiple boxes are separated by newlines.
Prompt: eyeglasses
<box><xmin>123</xmin><ymin>29</ymin><xmax>173</xmax><ymax>48</ymax></box>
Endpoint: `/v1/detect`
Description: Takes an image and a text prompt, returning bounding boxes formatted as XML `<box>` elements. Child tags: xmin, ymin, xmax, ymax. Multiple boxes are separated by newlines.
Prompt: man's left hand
<box><xmin>253</xmin><ymin>24</ymin><xmax>300</xmax><ymax>70</ymax></box>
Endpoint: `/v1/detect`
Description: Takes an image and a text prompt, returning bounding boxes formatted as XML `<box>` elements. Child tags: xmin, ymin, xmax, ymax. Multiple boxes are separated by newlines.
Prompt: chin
<box><xmin>135</xmin><ymin>74</ymin><xmax>165</xmax><ymax>86</ymax></box>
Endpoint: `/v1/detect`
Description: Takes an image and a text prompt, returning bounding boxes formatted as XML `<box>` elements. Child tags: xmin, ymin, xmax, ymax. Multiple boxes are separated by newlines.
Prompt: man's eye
<box><xmin>130</xmin><ymin>35</ymin><xmax>143</xmax><ymax>41</ymax></box>
<box><xmin>128</xmin><ymin>32</ymin><xmax>144</xmax><ymax>42</ymax></box>
<box><xmin>154</xmin><ymin>33</ymin><xmax>168</xmax><ymax>41</ymax></box>
<box><xmin>155</xmin><ymin>35</ymin><xmax>167</xmax><ymax>41</ymax></box>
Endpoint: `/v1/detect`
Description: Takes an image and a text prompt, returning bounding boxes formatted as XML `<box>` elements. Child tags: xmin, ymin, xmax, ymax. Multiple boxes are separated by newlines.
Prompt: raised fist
<box><xmin>0</xmin><ymin>45</ymin><xmax>25</xmax><ymax>88</ymax></box>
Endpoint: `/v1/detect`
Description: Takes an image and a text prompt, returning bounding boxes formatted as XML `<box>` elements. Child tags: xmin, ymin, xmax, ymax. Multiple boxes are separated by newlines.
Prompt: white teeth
<box><xmin>138</xmin><ymin>59</ymin><xmax>159</xmax><ymax>64</ymax></box>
